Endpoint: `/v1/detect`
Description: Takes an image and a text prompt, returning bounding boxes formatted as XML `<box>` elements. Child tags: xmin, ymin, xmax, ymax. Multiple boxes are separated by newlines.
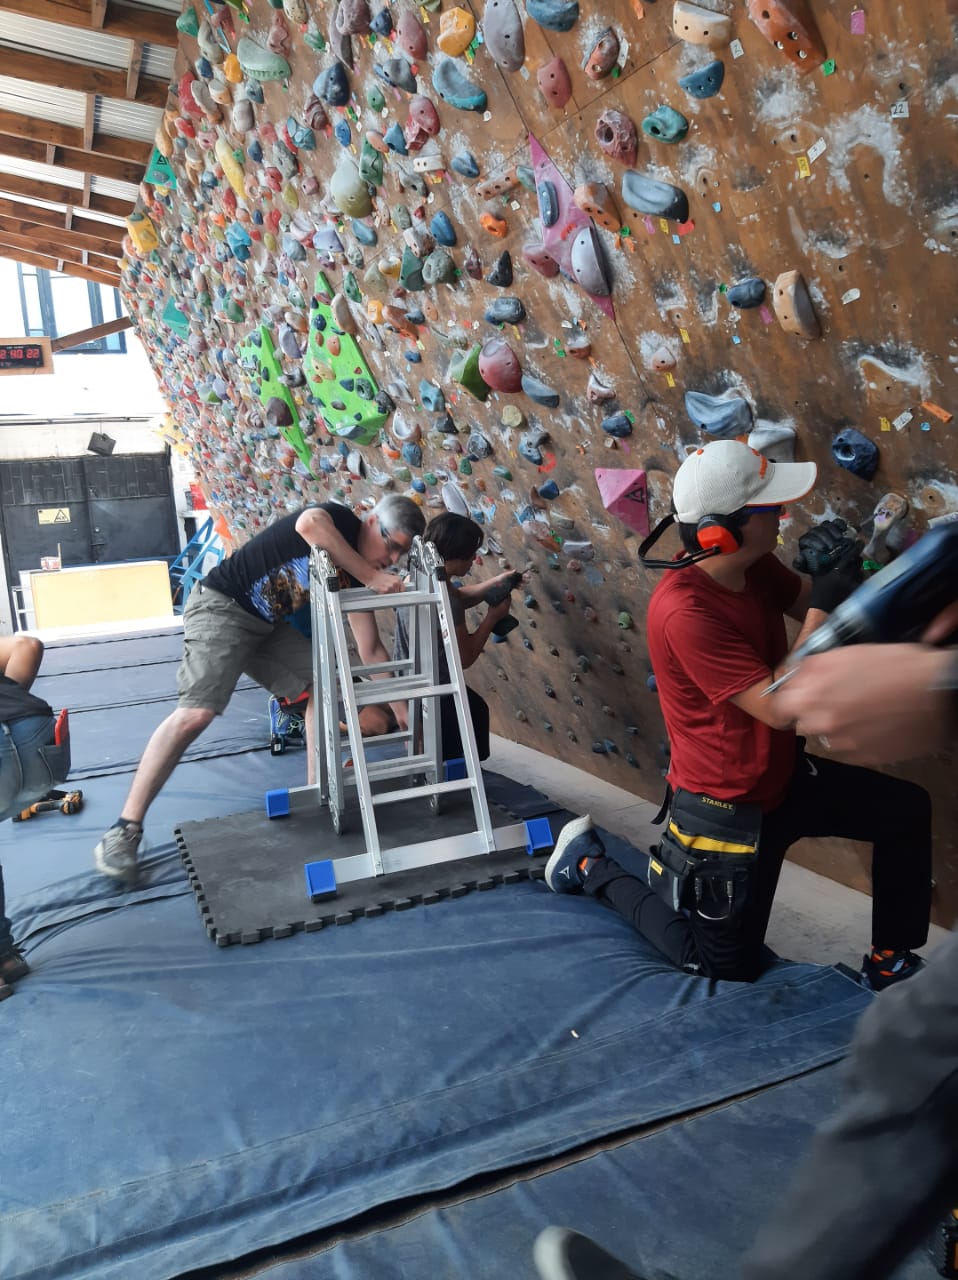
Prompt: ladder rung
<box><xmin>372</xmin><ymin>778</ymin><xmax>476</xmax><ymax>806</ymax></box>
<box><xmin>350</xmin><ymin>660</ymin><xmax>415</xmax><ymax>678</ymax></box>
<box><xmin>338</xmin><ymin>589</ymin><xmax>439</xmax><ymax>614</ymax></box>
<box><xmin>353</xmin><ymin>677</ymin><xmax>455</xmax><ymax>705</ymax></box>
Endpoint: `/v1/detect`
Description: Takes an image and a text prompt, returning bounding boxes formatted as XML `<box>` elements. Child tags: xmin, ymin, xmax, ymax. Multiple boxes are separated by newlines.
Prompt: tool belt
<box><xmin>647</xmin><ymin>788</ymin><xmax>762</xmax><ymax>918</ymax></box>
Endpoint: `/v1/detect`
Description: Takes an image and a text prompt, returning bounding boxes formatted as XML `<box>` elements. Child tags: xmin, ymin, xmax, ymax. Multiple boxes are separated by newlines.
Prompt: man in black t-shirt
<box><xmin>94</xmin><ymin>495</ymin><xmax>425</xmax><ymax>885</ymax></box>
<box><xmin>0</xmin><ymin>634</ymin><xmax>64</xmax><ymax>1002</ymax></box>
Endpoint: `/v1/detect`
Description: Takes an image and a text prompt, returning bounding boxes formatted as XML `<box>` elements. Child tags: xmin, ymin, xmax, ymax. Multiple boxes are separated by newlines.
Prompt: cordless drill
<box><xmin>483</xmin><ymin>570</ymin><xmax>523</xmax><ymax>637</ymax></box>
<box><xmin>766</xmin><ymin>522</ymin><xmax>958</xmax><ymax>693</ymax></box>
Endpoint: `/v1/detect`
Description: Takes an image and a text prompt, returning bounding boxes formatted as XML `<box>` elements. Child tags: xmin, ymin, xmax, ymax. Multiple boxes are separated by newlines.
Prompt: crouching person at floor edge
<box><xmin>544</xmin><ymin>439</ymin><xmax>931</xmax><ymax>988</ymax></box>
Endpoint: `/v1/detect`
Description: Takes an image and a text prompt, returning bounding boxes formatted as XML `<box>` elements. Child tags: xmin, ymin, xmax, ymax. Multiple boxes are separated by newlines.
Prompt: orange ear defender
<box><xmin>695</xmin><ymin>513</ymin><xmax>744</xmax><ymax>556</ymax></box>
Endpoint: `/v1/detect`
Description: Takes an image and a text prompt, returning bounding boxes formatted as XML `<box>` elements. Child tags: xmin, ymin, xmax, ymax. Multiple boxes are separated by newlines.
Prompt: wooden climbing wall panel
<box><xmin>125</xmin><ymin>0</ymin><xmax>958</xmax><ymax>923</ymax></box>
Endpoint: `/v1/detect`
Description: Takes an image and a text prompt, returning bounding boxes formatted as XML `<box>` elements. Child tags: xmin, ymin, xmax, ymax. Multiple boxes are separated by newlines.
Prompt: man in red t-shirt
<box><xmin>545</xmin><ymin>440</ymin><xmax>931</xmax><ymax>987</ymax></box>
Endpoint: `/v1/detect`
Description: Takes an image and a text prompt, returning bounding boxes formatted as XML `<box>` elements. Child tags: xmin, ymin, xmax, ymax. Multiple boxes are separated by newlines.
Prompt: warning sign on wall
<box><xmin>38</xmin><ymin>508</ymin><xmax>71</xmax><ymax>525</ymax></box>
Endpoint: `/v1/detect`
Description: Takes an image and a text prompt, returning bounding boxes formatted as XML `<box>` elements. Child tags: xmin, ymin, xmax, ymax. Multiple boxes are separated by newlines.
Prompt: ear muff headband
<box><xmin>638</xmin><ymin>510</ymin><xmax>744</xmax><ymax>570</ymax></box>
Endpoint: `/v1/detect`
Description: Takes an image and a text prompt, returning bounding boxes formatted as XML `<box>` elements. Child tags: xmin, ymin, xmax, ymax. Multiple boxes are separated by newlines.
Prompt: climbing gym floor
<box><xmin>1</xmin><ymin>627</ymin><xmax>944</xmax><ymax>1280</ymax></box>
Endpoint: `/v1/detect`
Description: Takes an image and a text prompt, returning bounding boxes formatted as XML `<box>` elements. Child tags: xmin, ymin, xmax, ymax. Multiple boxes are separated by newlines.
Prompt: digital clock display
<box><xmin>0</xmin><ymin>343</ymin><xmax>46</xmax><ymax>369</ymax></box>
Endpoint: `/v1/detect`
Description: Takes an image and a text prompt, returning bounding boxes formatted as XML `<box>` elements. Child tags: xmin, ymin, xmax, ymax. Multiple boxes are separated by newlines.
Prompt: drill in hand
<box><xmin>766</xmin><ymin>522</ymin><xmax>958</xmax><ymax>693</ymax></box>
<box><xmin>482</xmin><ymin>570</ymin><xmax>524</xmax><ymax>638</ymax></box>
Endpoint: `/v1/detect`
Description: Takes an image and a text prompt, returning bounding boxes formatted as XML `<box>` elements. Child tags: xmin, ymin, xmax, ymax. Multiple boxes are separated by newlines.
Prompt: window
<box><xmin>15</xmin><ymin>264</ymin><xmax>127</xmax><ymax>354</ymax></box>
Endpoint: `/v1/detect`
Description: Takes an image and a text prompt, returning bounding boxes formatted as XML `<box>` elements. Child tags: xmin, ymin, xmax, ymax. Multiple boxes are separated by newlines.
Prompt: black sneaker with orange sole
<box><xmin>860</xmin><ymin>948</ymin><xmax>925</xmax><ymax>992</ymax></box>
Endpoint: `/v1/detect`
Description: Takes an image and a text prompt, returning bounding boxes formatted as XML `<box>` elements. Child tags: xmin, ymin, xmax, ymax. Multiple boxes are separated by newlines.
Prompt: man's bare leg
<box><xmin>119</xmin><ymin>706</ymin><xmax>217</xmax><ymax>823</ymax></box>
<box><xmin>0</xmin><ymin>635</ymin><xmax>44</xmax><ymax>689</ymax></box>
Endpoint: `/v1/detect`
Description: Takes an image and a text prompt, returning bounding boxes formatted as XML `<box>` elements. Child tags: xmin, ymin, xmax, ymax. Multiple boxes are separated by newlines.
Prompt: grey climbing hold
<box><xmin>483</xmin><ymin>0</ymin><xmax>525</xmax><ymax>72</ymax></box>
<box><xmin>538</xmin><ymin>181</ymin><xmax>559</xmax><ymax>227</ymax></box>
<box><xmin>832</xmin><ymin>428</ymin><xmax>879</xmax><ymax>480</ymax></box>
<box><xmin>527</xmin><ymin>0</ymin><xmax>579</xmax><ymax>32</ymax></box>
<box><xmin>467</xmin><ymin>430</ymin><xmax>493</xmax><ymax>458</ymax></box>
<box><xmin>487</xmin><ymin>251</ymin><xmax>513</xmax><ymax>288</ymax></box>
<box><xmin>685</xmin><ymin>389</ymin><xmax>753</xmax><ymax>438</ymax></box>
<box><xmin>422</xmin><ymin>248</ymin><xmax>457</xmax><ymax>285</ymax></box>
<box><xmin>518</xmin><ymin>435</ymin><xmax>543</xmax><ymax>464</ymax></box>
<box><xmin>433</xmin><ymin>57</ymin><xmax>488</xmax><ymax>112</ymax></box>
<box><xmin>451</xmin><ymin>151</ymin><xmax>480</xmax><ymax>177</ymax></box>
<box><xmin>601</xmin><ymin>412</ymin><xmax>633</xmax><ymax>438</ymax></box>
<box><xmin>484</xmin><ymin>297</ymin><xmax>526</xmax><ymax>325</ymax></box>
<box><xmin>375</xmin><ymin>56</ymin><xmax>417</xmax><ymax>92</ymax></box>
<box><xmin>622</xmin><ymin>171</ymin><xmax>689</xmax><ymax>222</ymax></box>
<box><xmin>521</xmin><ymin>374</ymin><xmax>560</xmax><ymax>407</ymax></box>
<box><xmin>420</xmin><ymin>380</ymin><xmax>446</xmax><ymax>412</ymax></box>
<box><xmin>679</xmin><ymin>59</ymin><xmax>725</xmax><ymax>99</ymax></box>
<box><xmin>570</xmin><ymin>225</ymin><xmax>612</xmax><ymax>297</ymax></box>
<box><xmin>641</xmin><ymin>104</ymin><xmax>689</xmax><ymax>143</ymax></box>
<box><xmin>402</xmin><ymin>441</ymin><xmax>423</xmax><ymax>467</ymax></box>
<box><xmin>727</xmin><ymin>277</ymin><xmax>766</xmax><ymax>309</ymax></box>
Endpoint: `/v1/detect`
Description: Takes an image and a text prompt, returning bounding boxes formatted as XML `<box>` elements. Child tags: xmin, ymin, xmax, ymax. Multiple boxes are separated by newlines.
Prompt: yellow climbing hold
<box><xmin>125</xmin><ymin>210</ymin><xmax>159</xmax><ymax>255</ymax></box>
<box><xmin>215</xmin><ymin>133</ymin><xmax>247</xmax><ymax>201</ymax></box>
<box><xmin>437</xmin><ymin>7</ymin><xmax>475</xmax><ymax>55</ymax></box>
<box><xmin>222</xmin><ymin>53</ymin><xmax>243</xmax><ymax>83</ymax></box>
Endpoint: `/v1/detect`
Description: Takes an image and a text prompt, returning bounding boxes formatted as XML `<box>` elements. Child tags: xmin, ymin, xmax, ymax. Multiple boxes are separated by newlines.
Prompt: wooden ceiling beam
<box><xmin>52</xmin><ymin>315</ymin><xmax>132</xmax><ymax>351</ymax></box>
<box><xmin>0</xmin><ymin>172</ymin><xmax>129</xmax><ymax>218</ymax></box>
<box><xmin>0</xmin><ymin>195</ymin><xmax>124</xmax><ymax>237</ymax></box>
<box><xmin>0</xmin><ymin>134</ymin><xmax>143</xmax><ymax>185</ymax></box>
<box><xmin>0</xmin><ymin>242</ymin><xmax>120</xmax><ymax>289</ymax></box>
<box><xmin>0</xmin><ymin>1</ymin><xmax>179</xmax><ymax>47</ymax></box>
<box><xmin>126</xmin><ymin>39</ymin><xmax>143</xmax><ymax>100</ymax></box>
<box><xmin>0</xmin><ymin>211</ymin><xmax>121</xmax><ymax>258</ymax></box>
<box><xmin>0</xmin><ymin>107</ymin><xmax>151</xmax><ymax>164</ymax></box>
<box><xmin>0</xmin><ymin>225</ymin><xmax>119</xmax><ymax>269</ymax></box>
<box><xmin>90</xmin><ymin>0</ymin><xmax>108</xmax><ymax>28</ymax></box>
<box><xmin>82</xmin><ymin>94</ymin><xmax>96</xmax><ymax>152</ymax></box>
<box><xmin>0</xmin><ymin>48</ymin><xmax>168</xmax><ymax>108</ymax></box>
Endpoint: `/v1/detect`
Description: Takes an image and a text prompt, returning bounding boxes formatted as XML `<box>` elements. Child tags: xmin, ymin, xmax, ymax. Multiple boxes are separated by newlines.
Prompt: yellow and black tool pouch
<box><xmin>647</xmin><ymin>788</ymin><xmax>761</xmax><ymax>919</ymax></box>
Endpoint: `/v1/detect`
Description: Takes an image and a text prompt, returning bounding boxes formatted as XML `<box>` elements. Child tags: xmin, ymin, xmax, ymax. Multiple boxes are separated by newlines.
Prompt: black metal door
<box><xmin>0</xmin><ymin>452</ymin><xmax>180</xmax><ymax>619</ymax></box>
<box><xmin>81</xmin><ymin>454</ymin><xmax>179</xmax><ymax>563</ymax></box>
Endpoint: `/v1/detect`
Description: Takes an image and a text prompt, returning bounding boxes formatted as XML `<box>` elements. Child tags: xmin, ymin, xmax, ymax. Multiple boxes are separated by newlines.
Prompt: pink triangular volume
<box><xmin>595</xmin><ymin>467</ymin><xmax>649</xmax><ymax>535</ymax></box>
<box><xmin>528</xmin><ymin>133</ymin><xmax>615</xmax><ymax>321</ymax></box>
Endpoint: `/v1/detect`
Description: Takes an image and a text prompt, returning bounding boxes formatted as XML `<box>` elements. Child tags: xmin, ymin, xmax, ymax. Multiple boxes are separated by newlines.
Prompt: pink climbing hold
<box><xmin>594</xmin><ymin>468</ymin><xmax>649</xmax><ymax>536</ymax></box>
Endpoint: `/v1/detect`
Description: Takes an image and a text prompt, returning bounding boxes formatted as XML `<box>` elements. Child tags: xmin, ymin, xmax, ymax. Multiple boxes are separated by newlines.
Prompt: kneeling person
<box><xmin>545</xmin><ymin>440</ymin><xmax>931</xmax><ymax>987</ymax></box>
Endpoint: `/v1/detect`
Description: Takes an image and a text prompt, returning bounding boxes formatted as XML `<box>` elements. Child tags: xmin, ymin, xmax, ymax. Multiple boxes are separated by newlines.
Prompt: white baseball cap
<box><xmin>673</xmin><ymin>439</ymin><xmax>817</xmax><ymax>523</ymax></box>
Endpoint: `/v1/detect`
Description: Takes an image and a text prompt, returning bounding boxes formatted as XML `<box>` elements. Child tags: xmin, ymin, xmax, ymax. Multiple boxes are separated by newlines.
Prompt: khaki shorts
<box><xmin>177</xmin><ymin>586</ymin><xmax>314</xmax><ymax>714</ymax></box>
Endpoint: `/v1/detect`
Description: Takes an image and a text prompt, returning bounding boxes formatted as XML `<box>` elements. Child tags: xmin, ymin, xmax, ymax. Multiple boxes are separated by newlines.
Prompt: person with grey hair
<box><xmin>94</xmin><ymin>496</ymin><xmax>424</xmax><ymax>885</ymax></box>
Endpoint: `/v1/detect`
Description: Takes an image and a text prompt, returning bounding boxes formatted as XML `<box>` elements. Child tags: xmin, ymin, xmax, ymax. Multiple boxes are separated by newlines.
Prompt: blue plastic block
<box><xmin>265</xmin><ymin>788</ymin><xmax>290</xmax><ymax>818</ymax></box>
<box><xmin>443</xmin><ymin>757</ymin><xmax>467</xmax><ymax>781</ymax></box>
<box><xmin>305</xmin><ymin>859</ymin><xmax>338</xmax><ymax>901</ymax></box>
<box><xmin>525</xmin><ymin>816</ymin><xmax>554</xmax><ymax>856</ymax></box>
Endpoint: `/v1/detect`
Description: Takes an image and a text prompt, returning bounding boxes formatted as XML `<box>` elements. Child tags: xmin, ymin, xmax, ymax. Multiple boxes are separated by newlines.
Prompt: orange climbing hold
<box><xmin>480</xmin><ymin>212</ymin><xmax>509</xmax><ymax>238</ymax></box>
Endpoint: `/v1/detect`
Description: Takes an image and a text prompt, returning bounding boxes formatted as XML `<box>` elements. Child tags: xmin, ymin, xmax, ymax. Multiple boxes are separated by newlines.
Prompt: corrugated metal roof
<box><xmin>98</xmin><ymin>98</ymin><xmax>164</xmax><ymax>142</ymax></box>
<box><xmin>0</xmin><ymin>15</ymin><xmax>175</xmax><ymax>84</ymax></box>
<box><xmin>0</xmin><ymin>14</ymin><xmax>135</xmax><ymax>71</ymax></box>
<box><xmin>0</xmin><ymin>78</ymin><xmax>88</xmax><ymax>129</ymax></box>
<box><xmin>0</xmin><ymin>155</ymin><xmax>138</xmax><ymax>204</ymax></box>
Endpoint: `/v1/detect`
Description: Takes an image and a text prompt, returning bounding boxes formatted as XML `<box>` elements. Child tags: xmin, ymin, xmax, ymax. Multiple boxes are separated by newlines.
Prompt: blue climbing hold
<box><xmin>622</xmin><ymin>171</ymin><xmax>689</xmax><ymax>222</ymax></box>
<box><xmin>315</xmin><ymin>62</ymin><xmax>350</xmax><ymax>107</ymax></box>
<box><xmin>430</xmin><ymin>210</ymin><xmax>457</xmax><ymax>246</ymax></box>
<box><xmin>404</xmin><ymin>350</ymin><xmax>422</xmax><ymax>363</ymax></box>
<box><xmin>727</xmin><ymin>277</ymin><xmax>766</xmax><ymax>309</ymax></box>
<box><xmin>832</xmin><ymin>428</ymin><xmax>879</xmax><ymax>480</ymax></box>
<box><xmin>411</xmin><ymin>476</ymin><xmax>426</xmax><ymax>493</ymax></box>
<box><xmin>371</xmin><ymin>6</ymin><xmax>393</xmax><ymax>35</ymax></box>
<box><xmin>601</xmin><ymin>412</ymin><xmax>633</xmax><ymax>438</ymax></box>
<box><xmin>420</xmin><ymin>380</ymin><xmax>445</xmax><ymax>412</ymax></box>
<box><xmin>642</xmin><ymin>105</ymin><xmax>689</xmax><ymax>143</ymax></box>
<box><xmin>527</xmin><ymin>0</ymin><xmax>579</xmax><ymax>32</ymax></box>
<box><xmin>537</xmin><ymin>480</ymin><xmax>559</xmax><ymax>499</ymax></box>
<box><xmin>383</xmin><ymin>121</ymin><xmax>407</xmax><ymax>154</ymax></box>
<box><xmin>352</xmin><ymin>219</ymin><xmax>378</xmax><ymax>245</ymax></box>
<box><xmin>679</xmin><ymin>59</ymin><xmax>725</xmax><ymax>100</ymax></box>
<box><xmin>334</xmin><ymin>119</ymin><xmax>352</xmax><ymax>147</ymax></box>
<box><xmin>451</xmin><ymin>151</ymin><xmax>480</xmax><ymax>178</ymax></box>
<box><xmin>401</xmin><ymin>441</ymin><xmax>423</xmax><ymax>467</ymax></box>
<box><xmin>248</xmin><ymin>139</ymin><xmax>263</xmax><ymax>164</ymax></box>
<box><xmin>433</xmin><ymin>57</ymin><xmax>487</xmax><ymax>112</ymax></box>
<box><xmin>684</xmin><ymin>390</ymin><xmax>753</xmax><ymax>438</ymax></box>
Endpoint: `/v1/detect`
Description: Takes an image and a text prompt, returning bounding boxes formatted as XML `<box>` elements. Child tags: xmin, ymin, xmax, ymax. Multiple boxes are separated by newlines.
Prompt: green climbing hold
<box><xmin>449</xmin><ymin>344</ymin><xmax>491</xmax><ymax>402</ymax></box>
<box><xmin>176</xmin><ymin>6</ymin><xmax>199</xmax><ymax>36</ymax></box>
<box><xmin>399</xmin><ymin>246</ymin><xmax>425</xmax><ymax>291</ymax></box>
<box><xmin>367</xmin><ymin>84</ymin><xmax>386</xmax><ymax>112</ymax></box>
<box><xmin>358</xmin><ymin>138</ymin><xmax>384</xmax><ymax>186</ymax></box>
<box><xmin>516</xmin><ymin>165</ymin><xmax>536</xmax><ymax>191</ymax></box>
<box><xmin>343</xmin><ymin>271</ymin><xmax>362</xmax><ymax>303</ymax></box>
<box><xmin>459</xmin><ymin>458</ymin><xmax>473</xmax><ymax>476</ymax></box>
<box><xmin>303</xmin><ymin>23</ymin><xmax>326</xmax><ymax>51</ymax></box>
<box><xmin>493</xmin><ymin>466</ymin><xmax>513</xmax><ymax>480</ymax></box>
<box><xmin>617</xmin><ymin>611</ymin><xmax>634</xmax><ymax>630</ymax></box>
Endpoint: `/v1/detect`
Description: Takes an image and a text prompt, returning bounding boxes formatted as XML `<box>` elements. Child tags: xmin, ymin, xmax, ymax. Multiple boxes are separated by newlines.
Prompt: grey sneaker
<box><xmin>94</xmin><ymin>824</ymin><xmax>142</xmax><ymax>884</ymax></box>
<box><xmin>533</xmin><ymin>1227</ymin><xmax>645</xmax><ymax>1279</ymax></box>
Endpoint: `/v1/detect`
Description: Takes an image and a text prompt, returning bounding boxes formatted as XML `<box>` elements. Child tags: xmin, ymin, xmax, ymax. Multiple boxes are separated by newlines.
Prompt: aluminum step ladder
<box><xmin>299</xmin><ymin>535</ymin><xmax>533</xmax><ymax>888</ymax></box>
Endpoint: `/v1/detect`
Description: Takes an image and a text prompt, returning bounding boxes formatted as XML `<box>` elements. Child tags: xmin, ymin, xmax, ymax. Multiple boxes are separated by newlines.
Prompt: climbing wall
<box><xmin>122</xmin><ymin>0</ymin><xmax>958</xmax><ymax>921</ymax></box>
